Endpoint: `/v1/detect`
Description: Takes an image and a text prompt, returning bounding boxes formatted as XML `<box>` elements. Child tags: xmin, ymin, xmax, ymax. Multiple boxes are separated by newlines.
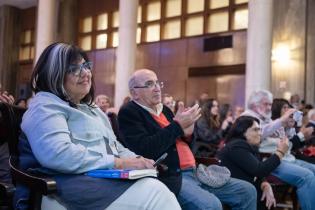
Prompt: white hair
<box><xmin>247</xmin><ymin>90</ymin><xmax>273</xmax><ymax>110</ymax></box>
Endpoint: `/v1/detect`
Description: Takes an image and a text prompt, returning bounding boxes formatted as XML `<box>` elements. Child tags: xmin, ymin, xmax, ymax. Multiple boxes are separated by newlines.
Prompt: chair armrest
<box><xmin>0</xmin><ymin>181</ymin><xmax>15</xmax><ymax>198</ymax></box>
<box><xmin>195</xmin><ymin>156</ymin><xmax>221</xmax><ymax>165</ymax></box>
<box><xmin>9</xmin><ymin>157</ymin><xmax>57</xmax><ymax>195</ymax></box>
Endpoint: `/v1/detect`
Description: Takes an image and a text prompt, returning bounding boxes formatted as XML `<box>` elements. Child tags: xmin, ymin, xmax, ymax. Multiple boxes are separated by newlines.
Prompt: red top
<box><xmin>151</xmin><ymin>113</ymin><xmax>195</xmax><ymax>169</ymax></box>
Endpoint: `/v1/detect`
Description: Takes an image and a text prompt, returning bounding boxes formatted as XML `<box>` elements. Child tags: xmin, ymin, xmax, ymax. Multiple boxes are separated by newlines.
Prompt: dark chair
<box><xmin>0</xmin><ymin>102</ymin><xmax>16</xmax><ymax>209</ymax></box>
<box><xmin>0</xmin><ymin>181</ymin><xmax>14</xmax><ymax>210</ymax></box>
<box><xmin>192</xmin><ymin>141</ymin><xmax>220</xmax><ymax>158</ymax></box>
<box><xmin>195</xmin><ymin>156</ymin><xmax>221</xmax><ymax>165</ymax></box>
<box><xmin>1</xmin><ymin>102</ymin><xmax>62</xmax><ymax>210</ymax></box>
<box><xmin>107</xmin><ymin>112</ymin><xmax>127</xmax><ymax>147</ymax></box>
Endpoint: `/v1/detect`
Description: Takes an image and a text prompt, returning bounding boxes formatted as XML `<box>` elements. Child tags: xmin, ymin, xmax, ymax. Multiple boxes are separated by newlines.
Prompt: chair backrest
<box><xmin>0</xmin><ymin>103</ymin><xmax>26</xmax><ymax>209</ymax></box>
<box><xmin>107</xmin><ymin>112</ymin><xmax>127</xmax><ymax>147</ymax></box>
<box><xmin>0</xmin><ymin>103</ymin><xmax>26</xmax><ymax>156</ymax></box>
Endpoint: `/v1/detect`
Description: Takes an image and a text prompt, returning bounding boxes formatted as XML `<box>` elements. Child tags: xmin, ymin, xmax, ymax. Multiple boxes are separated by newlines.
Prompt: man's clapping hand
<box><xmin>173</xmin><ymin>102</ymin><xmax>201</xmax><ymax>135</ymax></box>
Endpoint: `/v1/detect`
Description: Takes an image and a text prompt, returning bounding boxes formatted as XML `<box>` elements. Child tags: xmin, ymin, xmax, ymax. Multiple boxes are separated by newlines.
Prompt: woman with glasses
<box><xmin>218</xmin><ymin>116</ymin><xmax>289</xmax><ymax>210</ymax></box>
<box><xmin>15</xmin><ymin>43</ymin><xmax>181</xmax><ymax>210</ymax></box>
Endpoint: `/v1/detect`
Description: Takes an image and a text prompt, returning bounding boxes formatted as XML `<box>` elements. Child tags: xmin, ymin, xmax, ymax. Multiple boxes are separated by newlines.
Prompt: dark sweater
<box><xmin>218</xmin><ymin>139</ymin><xmax>281</xmax><ymax>210</ymax></box>
<box><xmin>218</xmin><ymin>139</ymin><xmax>281</xmax><ymax>187</ymax></box>
<box><xmin>118</xmin><ymin>101</ymin><xmax>185</xmax><ymax>194</ymax></box>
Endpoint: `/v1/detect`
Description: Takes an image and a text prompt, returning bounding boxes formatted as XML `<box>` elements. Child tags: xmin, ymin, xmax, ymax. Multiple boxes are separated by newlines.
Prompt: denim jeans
<box><xmin>271</xmin><ymin>160</ymin><xmax>315</xmax><ymax>210</ymax></box>
<box><xmin>178</xmin><ymin>171</ymin><xmax>257</xmax><ymax>210</ymax></box>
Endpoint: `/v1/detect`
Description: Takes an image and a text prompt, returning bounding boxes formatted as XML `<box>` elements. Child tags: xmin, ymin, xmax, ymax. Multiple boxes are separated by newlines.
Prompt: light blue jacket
<box><xmin>21</xmin><ymin>92</ymin><xmax>135</xmax><ymax>174</ymax></box>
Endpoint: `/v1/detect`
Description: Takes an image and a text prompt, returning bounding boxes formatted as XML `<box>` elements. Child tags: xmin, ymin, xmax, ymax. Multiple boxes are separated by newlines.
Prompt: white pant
<box><xmin>42</xmin><ymin>178</ymin><xmax>181</xmax><ymax>210</ymax></box>
<box><xmin>107</xmin><ymin>178</ymin><xmax>181</xmax><ymax>210</ymax></box>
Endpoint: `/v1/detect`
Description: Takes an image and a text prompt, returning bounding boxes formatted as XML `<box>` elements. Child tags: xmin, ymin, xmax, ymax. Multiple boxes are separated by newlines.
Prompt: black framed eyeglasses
<box><xmin>68</xmin><ymin>61</ymin><xmax>93</xmax><ymax>77</ymax></box>
<box><xmin>133</xmin><ymin>80</ymin><xmax>164</xmax><ymax>89</ymax></box>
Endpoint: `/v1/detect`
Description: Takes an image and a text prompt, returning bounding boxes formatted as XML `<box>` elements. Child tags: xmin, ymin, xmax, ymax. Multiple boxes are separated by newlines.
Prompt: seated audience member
<box><xmin>307</xmin><ymin>109</ymin><xmax>315</xmax><ymax>142</ymax></box>
<box><xmin>95</xmin><ymin>94</ymin><xmax>111</xmax><ymax>113</ymax></box>
<box><xmin>118</xmin><ymin>69</ymin><xmax>257</xmax><ymax>210</ymax></box>
<box><xmin>271</xmin><ymin>98</ymin><xmax>315</xmax><ymax>163</ymax></box>
<box><xmin>15</xmin><ymin>43</ymin><xmax>181</xmax><ymax>210</ymax></box>
<box><xmin>272</xmin><ymin>98</ymin><xmax>313</xmax><ymax>143</ymax></box>
<box><xmin>307</xmin><ymin>108</ymin><xmax>315</xmax><ymax>124</ymax></box>
<box><xmin>289</xmin><ymin>93</ymin><xmax>301</xmax><ymax>109</ymax></box>
<box><xmin>242</xmin><ymin>89</ymin><xmax>315</xmax><ymax>210</ymax></box>
<box><xmin>234</xmin><ymin>105</ymin><xmax>244</xmax><ymax>119</ymax></box>
<box><xmin>162</xmin><ymin>93</ymin><xmax>175</xmax><ymax>113</ymax></box>
<box><xmin>193</xmin><ymin>99</ymin><xmax>232</xmax><ymax>148</ymax></box>
<box><xmin>0</xmin><ymin>89</ymin><xmax>15</xmax><ymax>184</ymax></box>
<box><xmin>173</xmin><ymin>99</ymin><xmax>182</xmax><ymax>114</ymax></box>
<box><xmin>220</xmin><ymin>103</ymin><xmax>233</xmax><ymax>123</ymax></box>
<box><xmin>302</xmin><ymin>104</ymin><xmax>314</xmax><ymax>125</ymax></box>
<box><xmin>196</xmin><ymin>92</ymin><xmax>210</xmax><ymax>107</ymax></box>
<box><xmin>218</xmin><ymin>116</ymin><xmax>289</xmax><ymax>210</ymax></box>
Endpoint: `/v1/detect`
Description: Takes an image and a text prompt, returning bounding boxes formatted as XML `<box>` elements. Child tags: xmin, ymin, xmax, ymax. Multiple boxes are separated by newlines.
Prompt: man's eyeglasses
<box><xmin>133</xmin><ymin>80</ymin><xmax>164</xmax><ymax>89</ymax></box>
<box><xmin>68</xmin><ymin>61</ymin><xmax>93</xmax><ymax>77</ymax></box>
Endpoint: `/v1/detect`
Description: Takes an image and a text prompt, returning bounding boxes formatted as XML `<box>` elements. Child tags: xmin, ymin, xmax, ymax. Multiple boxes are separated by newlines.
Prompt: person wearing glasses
<box><xmin>15</xmin><ymin>43</ymin><xmax>181</xmax><ymax>210</ymax></box>
<box><xmin>118</xmin><ymin>69</ymin><xmax>257</xmax><ymax>210</ymax></box>
<box><xmin>218</xmin><ymin>116</ymin><xmax>289</xmax><ymax>210</ymax></box>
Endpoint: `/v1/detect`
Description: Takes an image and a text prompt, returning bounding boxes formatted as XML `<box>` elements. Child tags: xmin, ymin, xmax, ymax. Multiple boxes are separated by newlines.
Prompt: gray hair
<box><xmin>128</xmin><ymin>69</ymin><xmax>155</xmax><ymax>94</ymax></box>
<box><xmin>247</xmin><ymin>90</ymin><xmax>273</xmax><ymax>109</ymax></box>
<box><xmin>95</xmin><ymin>94</ymin><xmax>110</xmax><ymax>103</ymax></box>
<box><xmin>128</xmin><ymin>74</ymin><xmax>138</xmax><ymax>92</ymax></box>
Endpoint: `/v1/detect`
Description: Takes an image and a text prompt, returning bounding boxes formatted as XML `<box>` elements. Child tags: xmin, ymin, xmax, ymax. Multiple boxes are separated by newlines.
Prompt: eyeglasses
<box><xmin>250</xmin><ymin>127</ymin><xmax>261</xmax><ymax>132</ymax></box>
<box><xmin>133</xmin><ymin>80</ymin><xmax>164</xmax><ymax>89</ymax></box>
<box><xmin>68</xmin><ymin>61</ymin><xmax>93</xmax><ymax>77</ymax></box>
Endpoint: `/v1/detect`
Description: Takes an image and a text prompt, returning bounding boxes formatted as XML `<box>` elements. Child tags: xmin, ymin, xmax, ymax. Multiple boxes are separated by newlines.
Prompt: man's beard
<box><xmin>257</xmin><ymin>109</ymin><xmax>272</xmax><ymax>120</ymax></box>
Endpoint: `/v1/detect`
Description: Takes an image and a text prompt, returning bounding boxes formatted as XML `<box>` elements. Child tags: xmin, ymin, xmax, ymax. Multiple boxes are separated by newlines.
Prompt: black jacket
<box><xmin>218</xmin><ymin>139</ymin><xmax>281</xmax><ymax>187</ymax></box>
<box><xmin>118</xmin><ymin>101</ymin><xmax>186</xmax><ymax>194</ymax></box>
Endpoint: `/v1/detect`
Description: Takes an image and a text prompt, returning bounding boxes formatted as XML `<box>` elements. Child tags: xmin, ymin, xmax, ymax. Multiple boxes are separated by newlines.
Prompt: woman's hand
<box><xmin>261</xmin><ymin>182</ymin><xmax>276</xmax><ymax>209</ymax></box>
<box><xmin>280</xmin><ymin>108</ymin><xmax>296</xmax><ymax>125</ymax></box>
<box><xmin>275</xmin><ymin>137</ymin><xmax>289</xmax><ymax>158</ymax></box>
<box><xmin>114</xmin><ymin>156</ymin><xmax>155</xmax><ymax>170</ymax></box>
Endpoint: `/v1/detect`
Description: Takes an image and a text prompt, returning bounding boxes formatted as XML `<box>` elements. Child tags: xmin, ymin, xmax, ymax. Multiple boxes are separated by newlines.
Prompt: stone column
<box><xmin>0</xmin><ymin>6</ymin><xmax>20</xmax><ymax>94</ymax></box>
<box><xmin>114</xmin><ymin>0</ymin><xmax>139</xmax><ymax>107</ymax></box>
<box><xmin>35</xmin><ymin>0</ymin><xmax>58</xmax><ymax>62</ymax></box>
<box><xmin>245</xmin><ymin>0</ymin><xmax>273</xmax><ymax>104</ymax></box>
